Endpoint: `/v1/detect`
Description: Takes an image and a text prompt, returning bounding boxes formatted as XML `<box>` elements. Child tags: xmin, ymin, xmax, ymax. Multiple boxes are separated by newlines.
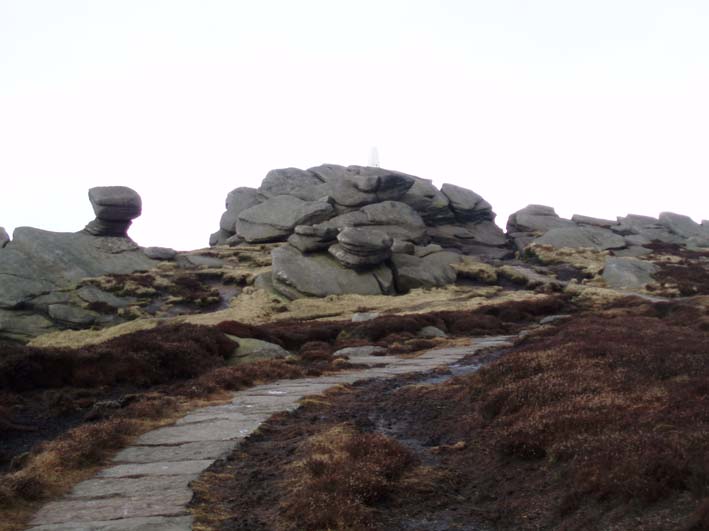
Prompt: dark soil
<box><xmin>191</xmin><ymin>297</ymin><xmax>709</xmax><ymax>531</ymax></box>
<box><xmin>646</xmin><ymin>242</ymin><xmax>709</xmax><ymax>296</ymax></box>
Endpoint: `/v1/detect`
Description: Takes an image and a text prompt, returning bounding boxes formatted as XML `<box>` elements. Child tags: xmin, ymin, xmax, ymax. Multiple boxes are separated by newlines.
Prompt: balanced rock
<box><xmin>85</xmin><ymin>186</ymin><xmax>142</xmax><ymax>237</ymax></box>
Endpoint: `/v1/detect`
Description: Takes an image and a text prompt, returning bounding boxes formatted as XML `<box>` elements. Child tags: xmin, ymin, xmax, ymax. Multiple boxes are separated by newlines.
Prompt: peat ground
<box><xmin>191</xmin><ymin>296</ymin><xmax>709</xmax><ymax>531</ymax></box>
<box><xmin>0</xmin><ymin>294</ymin><xmax>568</xmax><ymax>531</ymax></box>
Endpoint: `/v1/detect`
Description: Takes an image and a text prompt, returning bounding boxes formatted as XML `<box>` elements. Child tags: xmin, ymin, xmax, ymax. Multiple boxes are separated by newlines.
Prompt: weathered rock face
<box><xmin>287</xmin><ymin>225</ymin><xmax>338</xmax><ymax>253</ymax></box>
<box><xmin>440</xmin><ymin>184</ymin><xmax>494</xmax><ymax>223</ymax></box>
<box><xmin>85</xmin><ymin>186</ymin><xmax>142</xmax><ymax>237</ymax></box>
<box><xmin>602</xmin><ymin>257</ymin><xmax>659</xmax><ymax>290</ymax></box>
<box><xmin>534</xmin><ymin>226</ymin><xmax>626</xmax><ymax>251</ymax></box>
<box><xmin>235</xmin><ymin>196</ymin><xmax>334</xmax><ymax>243</ymax></box>
<box><xmin>0</xmin><ymin>187</ymin><xmax>164</xmax><ymax>342</ymax></box>
<box><xmin>271</xmin><ymin>245</ymin><xmax>394</xmax><ymax>298</ymax></box>
<box><xmin>391</xmin><ymin>251</ymin><xmax>462</xmax><ymax>293</ymax></box>
<box><xmin>0</xmin><ymin>227</ymin><xmax>9</xmax><ymax>248</ymax></box>
<box><xmin>329</xmin><ymin>227</ymin><xmax>393</xmax><ymax>268</ymax></box>
<box><xmin>507</xmin><ymin>206</ymin><xmax>708</xmax><ymax>255</ymax></box>
<box><xmin>0</xmin><ymin>228</ymin><xmax>157</xmax><ymax>341</ymax></box>
<box><xmin>212</xmin><ymin>164</ymin><xmax>512</xmax><ymax>298</ymax></box>
<box><xmin>211</xmin><ymin>164</ymin><xmax>509</xmax><ymax>256</ymax></box>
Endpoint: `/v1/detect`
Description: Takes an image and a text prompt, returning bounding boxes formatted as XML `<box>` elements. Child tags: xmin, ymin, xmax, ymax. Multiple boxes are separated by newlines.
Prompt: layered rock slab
<box><xmin>271</xmin><ymin>244</ymin><xmax>394</xmax><ymax>298</ymax></box>
<box><xmin>236</xmin><ymin>196</ymin><xmax>334</xmax><ymax>243</ymax></box>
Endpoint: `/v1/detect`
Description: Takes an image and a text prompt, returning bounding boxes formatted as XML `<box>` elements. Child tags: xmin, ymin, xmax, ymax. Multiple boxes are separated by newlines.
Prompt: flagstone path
<box><xmin>26</xmin><ymin>336</ymin><xmax>515</xmax><ymax>531</ymax></box>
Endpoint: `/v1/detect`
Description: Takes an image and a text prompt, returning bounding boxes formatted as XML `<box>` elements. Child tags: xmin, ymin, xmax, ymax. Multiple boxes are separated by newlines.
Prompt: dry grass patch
<box><xmin>280</xmin><ymin>425</ymin><xmax>417</xmax><ymax>531</ymax></box>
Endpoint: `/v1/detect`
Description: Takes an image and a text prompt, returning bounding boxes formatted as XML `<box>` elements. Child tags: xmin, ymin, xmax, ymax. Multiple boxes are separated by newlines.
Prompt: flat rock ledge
<box><xmin>26</xmin><ymin>336</ymin><xmax>514</xmax><ymax>531</ymax></box>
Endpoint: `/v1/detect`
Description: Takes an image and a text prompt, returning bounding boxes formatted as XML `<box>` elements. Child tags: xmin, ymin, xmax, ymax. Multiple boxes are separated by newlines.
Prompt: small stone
<box><xmin>351</xmin><ymin>312</ymin><xmax>381</xmax><ymax>322</ymax></box>
<box><xmin>226</xmin><ymin>336</ymin><xmax>290</xmax><ymax>364</ymax></box>
<box><xmin>417</xmin><ymin>326</ymin><xmax>447</xmax><ymax>338</ymax></box>
<box><xmin>48</xmin><ymin>304</ymin><xmax>98</xmax><ymax>326</ymax></box>
<box><xmin>143</xmin><ymin>247</ymin><xmax>177</xmax><ymax>260</ymax></box>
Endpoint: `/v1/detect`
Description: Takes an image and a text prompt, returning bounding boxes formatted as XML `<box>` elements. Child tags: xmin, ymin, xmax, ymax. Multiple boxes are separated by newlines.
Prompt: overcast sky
<box><xmin>1</xmin><ymin>1</ymin><xmax>708</xmax><ymax>250</ymax></box>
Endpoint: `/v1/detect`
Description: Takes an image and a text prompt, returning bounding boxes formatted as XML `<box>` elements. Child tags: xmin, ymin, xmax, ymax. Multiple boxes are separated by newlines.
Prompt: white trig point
<box><xmin>368</xmin><ymin>146</ymin><xmax>380</xmax><ymax>168</ymax></box>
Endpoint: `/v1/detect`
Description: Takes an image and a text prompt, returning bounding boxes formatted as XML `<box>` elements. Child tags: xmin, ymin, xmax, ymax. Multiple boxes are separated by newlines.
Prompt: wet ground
<box><xmin>190</xmin><ymin>339</ymin><xmax>517</xmax><ymax>531</ymax></box>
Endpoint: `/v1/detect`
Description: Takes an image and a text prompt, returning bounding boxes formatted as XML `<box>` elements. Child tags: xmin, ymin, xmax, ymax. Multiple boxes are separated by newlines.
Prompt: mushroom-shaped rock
<box><xmin>85</xmin><ymin>186</ymin><xmax>142</xmax><ymax>237</ymax></box>
<box><xmin>88</xmin><ymin>186</ymin><xmax>142</xmax><ymax>220</ymax></box>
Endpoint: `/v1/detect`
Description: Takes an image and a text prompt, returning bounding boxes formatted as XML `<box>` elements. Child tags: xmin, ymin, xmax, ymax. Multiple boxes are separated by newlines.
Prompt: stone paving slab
<box><xmin>69</xmin><ymin>475</ymin><xmax>197</xmax><ymax>499</ymax></box>
<box><xmin>31</xmin><ymin>491</ymin><xmax>192</xmax><ymax>525</ymax></box>
<box><xmin>29</xmin><ymin>516</ymin><xmax>193</xmax><ymax>531</ymax></box>
<box><xmin>175</xmin><ymin>408</ymin><xmax>269</xmax><ymax>426</ymax></box>
<box><xmin>97</xmin><ymin>460</ymin><xmax>214</xmax><ymax>478</ymax></box>
<box><xmin>27</xmin><ymin>335</ymin><xmax>515</xmax><ymax>530</ymax></box>
<box><xmin>134</xmin><ymin>418</ymin><xmax>261</xmax><ymax>445</ymax></box>
<box><xmin>112</xmin><ymin>441</ymin><xmax>235</xmax><ymax>464</ymax></box>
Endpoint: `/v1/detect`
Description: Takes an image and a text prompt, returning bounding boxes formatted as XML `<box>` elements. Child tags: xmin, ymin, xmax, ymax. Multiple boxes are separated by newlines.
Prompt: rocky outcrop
<box><xmin>211</xmin><ymin>164</ymin><xmax>508</xmax><ymax>254</ymax></box>
<box><xmin>507</xmin><ymin>205</ymin><xmax>709</xmax><ymax>256</ymax></box>
<box><xmin>0</xmin><ymin>188</ymin><xmax>162</xmax><ymax>342</ymax></box>
<box><xmin>212</xmin><ymin>164</ymin><xmax>512</xmax><ymax>298</ymax></box>
<box><xmin>84</xmin><ymin>186</ymin><xmax>142</xmax><ymax>237</ymax></box>
<box><xmin>0</xmin><ymin>227</ymin><xmax>9</xmax><ymax>248</ymax></box>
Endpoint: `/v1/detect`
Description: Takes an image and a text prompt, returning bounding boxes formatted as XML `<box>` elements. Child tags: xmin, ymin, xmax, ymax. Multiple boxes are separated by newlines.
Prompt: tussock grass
<box><xmin>281</xmin><ymin>425</ymin><xmax>416</xmax><ymax>530</ymax></box>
